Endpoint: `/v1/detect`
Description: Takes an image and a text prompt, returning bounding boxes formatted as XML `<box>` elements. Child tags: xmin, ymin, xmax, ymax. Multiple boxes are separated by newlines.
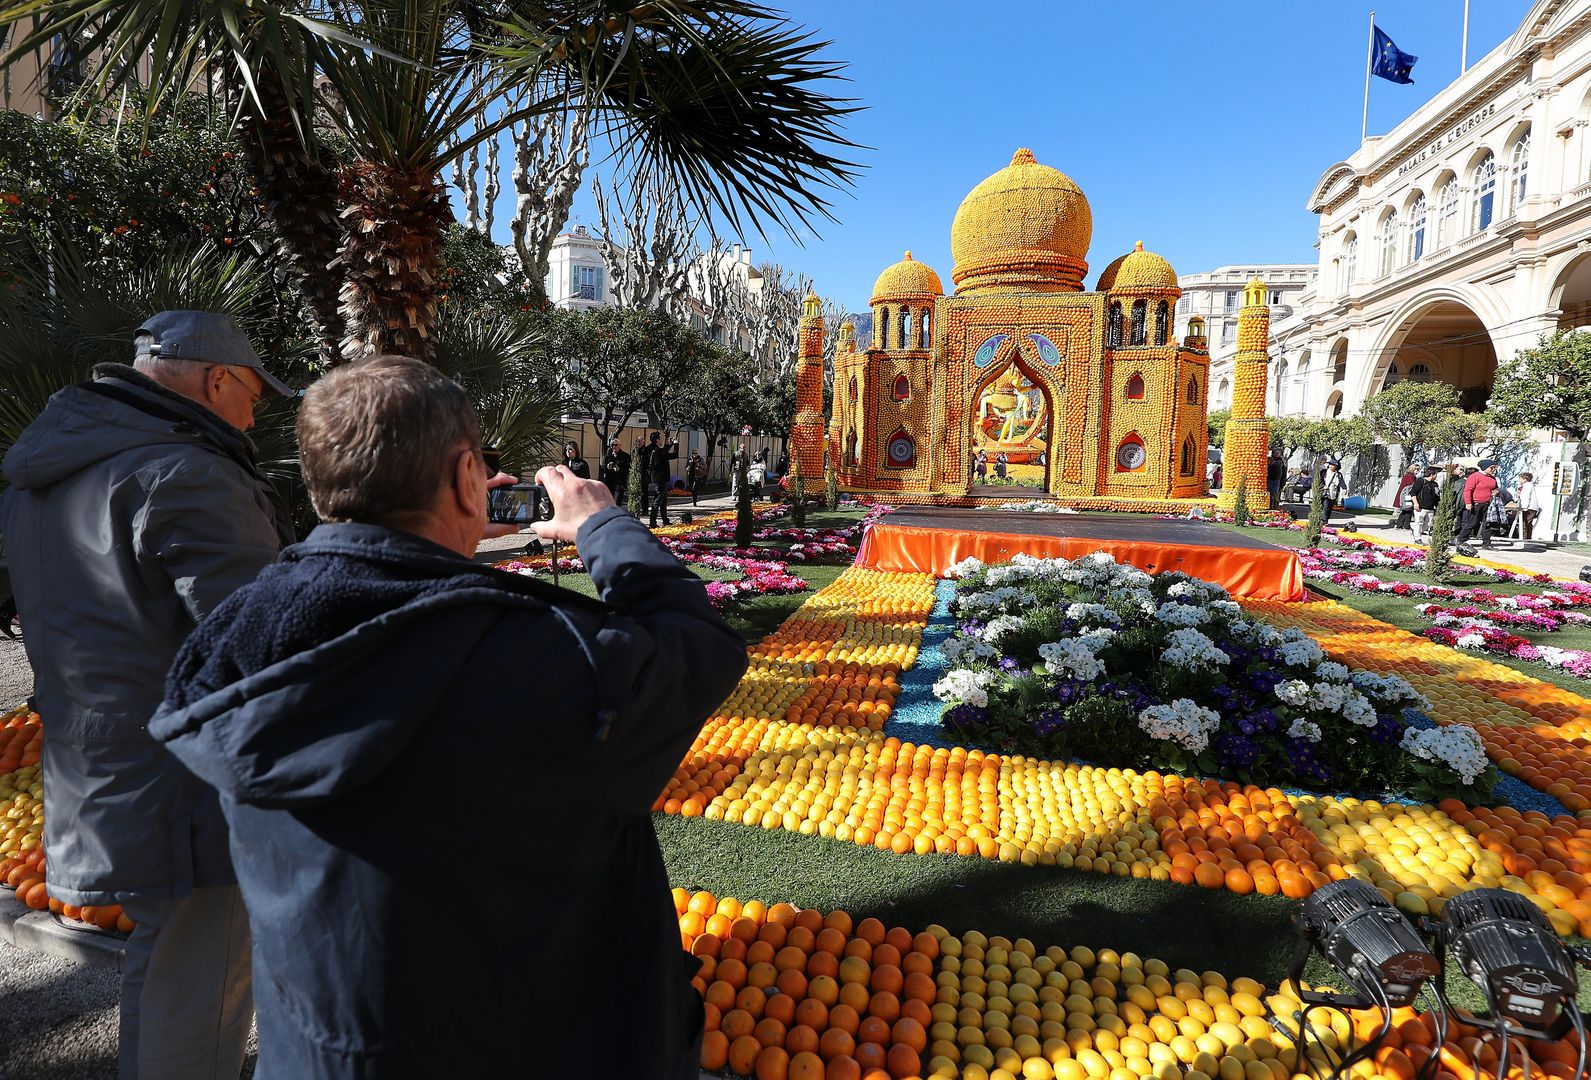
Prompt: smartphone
<box><xmin>488</xmin><ymin>483</ymin><xmax>544</xmax><ymax>525</ymax></box>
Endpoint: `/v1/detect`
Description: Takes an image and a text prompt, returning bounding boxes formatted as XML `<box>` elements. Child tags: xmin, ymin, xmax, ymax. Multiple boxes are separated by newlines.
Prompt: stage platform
<box><xmin>853</xmin><ymin>507</ymin><xmax>1305</xmax><ymax>600</ymax></box>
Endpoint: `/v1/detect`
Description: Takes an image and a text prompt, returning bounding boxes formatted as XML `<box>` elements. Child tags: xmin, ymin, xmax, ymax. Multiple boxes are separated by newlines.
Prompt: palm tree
<box><xmin>2</xmin><ymin>1</ymin><xmax>862</xmax><ymax>365</ymax></box>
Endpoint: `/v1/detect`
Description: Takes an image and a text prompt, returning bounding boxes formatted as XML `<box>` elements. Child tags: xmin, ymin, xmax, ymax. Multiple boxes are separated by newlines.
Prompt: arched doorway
<box><xmin>1553</xmin><ymin>253</ymin><xmax>1591</xmax><ymax>331</ymax></box>
<box><xmin>1370</xmin><ymin>299</ymin><xmax>1497</xmax><ymax>412</ymax></box>
<box><xmin>970</xmin><ymin>360</ymin><xmax>1053</xmax><ymax>491</ymax></box>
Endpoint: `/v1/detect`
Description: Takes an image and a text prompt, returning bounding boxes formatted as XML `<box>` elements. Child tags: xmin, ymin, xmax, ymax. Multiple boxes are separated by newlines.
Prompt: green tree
<box><xmin>787</xmin><ymin>460</ymin><xmax>807</xmax><ymax>526</ymax></box>
<box><xmin>558</xmin><ymin>306</ymin><xmax>703</xmax><ymax>447</ymax></box>
<box><xmin>6</xmin><ymin>1</ymin><xmax>862</xmax><ymax>364</ymax></box>
<box><xmin>1359</xmin><ymin>381</ymin><xmax>1472</xmax><ymax>466</ymax></box>
<box><xmin>1206</xmin><ymin>408</ymin><xmax>1230</xmax><ymax>450</ymax></box>
<box><xmin>1266</xmin><ymin>415</ymin><xmax>1312</xmax><ymax>457</ymax></box>
<box><xmin>734</xmin><ymin>450</ymin><xmax>754</xmax><ymax>546</ymax></box>
<box><xmin>1303</xmin><ymin>472</ymin><xmax>1326</xmax><ymax>546</ymax></box>
<box><xmin>625</xmin><ymin>442</ymin><xmax>646</xmax><ymax>517</ymax></box>
<box><xmin>663</xmin><ymin>344</ymin><xmax>758</xmax><ymax>479</ymax></box>
<box><xmin>825</xmin><ymin>461</ymin><xmax>839</xmax><ymax>510</ymax></box>
<box><xmin>1492</xmin><ymin>330</ymin><xmax>1591</xmax><ymax>535</ymax></box>
<box><xmin>1231</xmin><ymin>476</ymin><xmax>1250</xmax><ymax>527</ymax></box>
<box><xmin>1425</xmin><ymin>479</ymin><xmax>1461</xmax><ymax>581</ymax></box>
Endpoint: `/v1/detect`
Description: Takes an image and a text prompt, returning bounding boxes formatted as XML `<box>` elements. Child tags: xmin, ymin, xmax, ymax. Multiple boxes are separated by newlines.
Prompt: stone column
<box><xmin>791</xmin><ymin>292</ymin><xmax>826</xmax><ymax>483</ymax></box>
<box><xmin>1218</xmin><ymin>276</ymin><xmax>1272</xmax><ymax>510</ymax></box>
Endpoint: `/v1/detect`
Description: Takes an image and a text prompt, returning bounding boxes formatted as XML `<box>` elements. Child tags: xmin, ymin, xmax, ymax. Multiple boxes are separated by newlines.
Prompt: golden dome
<box><xmin>950</xmin><ymin>148</ymin><xmax>1093</xmax><ymax>294</ymax></box>
<box><xmin>1111</xmin><ymin>241</ymin><xmax>1179</xmax><ymax>292</ymax></box>
<box><xmin>1094</xmin><ymin>251</ymin><xmax>1129</xmax><ymax>292</ymax></box>
<box><xmin>870</xmin><ymin>251</ymin><xmax>944</xmax><ymax>301</ymax></box>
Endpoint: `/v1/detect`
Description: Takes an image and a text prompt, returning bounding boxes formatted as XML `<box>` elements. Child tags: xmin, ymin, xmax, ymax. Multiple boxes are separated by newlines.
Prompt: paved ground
<box><xmin>0</xmin><ymin>938</ymin><xmax>258</xmax><ymax>1079</ymax></box>
<box><xmin>1343</xmin><ymin>514</ymin><xmax>1591</xmax><ymax>580</ymax></box>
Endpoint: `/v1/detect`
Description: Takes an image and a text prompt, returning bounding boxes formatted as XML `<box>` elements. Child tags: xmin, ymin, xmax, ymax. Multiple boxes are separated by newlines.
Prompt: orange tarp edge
<box><xmin>853</xmin><ymin>523</ymin><xmax>1306</xmax><ymax>601</ymax></box>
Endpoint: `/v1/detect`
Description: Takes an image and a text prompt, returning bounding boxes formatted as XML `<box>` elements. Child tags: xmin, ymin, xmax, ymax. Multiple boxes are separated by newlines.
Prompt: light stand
<box><xmin>1427</xmin><ymin>888</ymin><xmax>1591</xmax><ymax>1080</ymax></box>
<box><xmin>1280</xmin><ymin>880</ymin><xmax>1442</xmax><ymax>1080</ymax></box>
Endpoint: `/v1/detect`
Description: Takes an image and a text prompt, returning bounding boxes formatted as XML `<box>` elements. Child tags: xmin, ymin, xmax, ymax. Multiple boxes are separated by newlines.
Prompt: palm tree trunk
<box><xmin>234</xmin><ymin>68</ymin><xmax>348</xmax><ymax>367</ymax></box>
<box><xmin>337</xmin><ymin>161</ymin><xmax>451</xmax><ymax>362</ymax></box>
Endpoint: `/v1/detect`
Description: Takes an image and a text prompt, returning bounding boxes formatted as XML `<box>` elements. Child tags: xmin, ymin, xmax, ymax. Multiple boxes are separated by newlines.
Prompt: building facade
<box><xmin>814</xmin><ymin>149</ymin><xmax>1251</xmax><ymax>510</ymax></box>
<box><xmin>1290</xmin><ymin>0</ymin><xmax>1590</xmax><ymax>537</ymax></box>
<box><xmin>1176</xmin><ymin>265</ymin><xmax>1316</xmax><ymax>415</ymax></box>
<box><xmin>542</xmin><ymin>226</ymin><xmax>610</xmax><ymax>310</ymax></box>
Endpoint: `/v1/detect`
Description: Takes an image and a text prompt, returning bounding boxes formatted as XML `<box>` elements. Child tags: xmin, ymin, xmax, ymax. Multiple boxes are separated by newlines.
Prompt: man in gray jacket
<box><xmin>1</xmin><ymin>311</ymin><xmax>294</xmax><ymax>1078</ymax></box>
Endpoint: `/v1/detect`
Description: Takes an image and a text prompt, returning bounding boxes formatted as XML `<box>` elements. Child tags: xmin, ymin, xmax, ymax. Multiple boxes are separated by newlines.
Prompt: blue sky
<box><xmin>471</xmin><ymin>1</ymin><xmax>1532</xmax><ymax>314</ymax></box>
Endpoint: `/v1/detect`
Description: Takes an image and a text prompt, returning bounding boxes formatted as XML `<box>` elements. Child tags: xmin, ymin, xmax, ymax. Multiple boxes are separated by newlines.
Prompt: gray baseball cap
<box><xmin>134</xmin><ymin>310</ymin><xmax>294</xmax><ymax>398</ymax></box>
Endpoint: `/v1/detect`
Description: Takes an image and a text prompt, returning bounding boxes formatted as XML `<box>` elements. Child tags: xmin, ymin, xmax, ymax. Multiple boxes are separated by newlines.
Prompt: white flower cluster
<box><xmin>1349</xmin><ymin>671</ymin><xmax>1426</xmax><ymax>707</ymax></box>
<box><xmin>1288</xmin><ymin>719</ymin><xmax>1323</xmax><ymax>742</ymax></box>
<box><xmin>1340</xmin><ymin>692</ymin><xmax>1378</xmax><ymax>728</ymax></box>
<box><xmin>941</xmin><ymin>636</ymin><xmax>998</xmax><ymax>664</ymax></box>
<box><xmin>946</xmin><ymin>557</ymin><xmax>986</xmax><ymax>579</ymax></box>
<box><xmin>1065</xmin><ymin>602</ymin><xmax>1120</xmax><ymax>626</ymax></box>
<box><xmin>1137</xmin><ymin>698</ymin><xmax>1223</xmax><ymax>754</ymax></box>
<box><xmin>997</xmin><ymin>501</ymin><xmax>1078</xmax><ymax>514</ymax></box>
<box><xmin>1275</xmin><ymin>680</ymin><xmax>1312</xmax><ymax>707</ymax></box>
<box><xmin>955</xmin><ymin>586</ymin><xmax>1037</xmax><ymax>616</ymax></box>
<box><xmin>1314</xmin><ymin>661</ymin><xmax>1350</xmax><ymax>682</ymax></box>
<box><xmin>1154</xmin><ymin>602</ymin><xmax>1209</xmax><ymax>627</ymax></box>
<box><xmin>1038</xmin><ymin>637</ymin><xmax>1110</xmax><ymax>681</ymax></box>
<box><xmin>1309</xmin><ymin>682</ymin><xmax>1348</xmax><ymax>712</ymax></box>
<box><xmin>1207</xmin><ymin>599</ymin><xmax>1244</xmax><ymax>621</ymax></box>
<box><xmin>1161</xmin><ymin>628</ymin><xmax>1229</xmax><ymax>670</ymax></box>
<box><xmin>1278</xmin><ymin>636</ymin><xmax>1325</xmax><ymax>668</ymax></box>
<box><xmin>976</xmin><ymin>615</ymin><xmax>1025</xmax><ymax>644</ymax></box>
<box><xmin>1456</xmin><ymin>632</ymin><xmax>1486</xmax><ymax>649</ymax></box>
<box><xmin>1400</xmin><ymin>724</ymin><xmax>1490</xmax><ymax>785</ymax></box>
<box><xmin>1164</xmin><ymin>576</ymin><xmax>1231</xmax><ymax>604</ymax></box>
<box><xmin>932</xmin><ymin>668</ymin><xmax>996</xmax><ymax>708</ymax></box>
<box><xmin>1231</xmin><ymin>620</ymin><xmax>1285</xmax><ymax>647</ymax></box>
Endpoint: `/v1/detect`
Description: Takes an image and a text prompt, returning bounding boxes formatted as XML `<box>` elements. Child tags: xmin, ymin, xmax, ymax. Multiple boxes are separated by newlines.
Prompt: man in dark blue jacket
<box><xmin>149</xmin><ymin>355</ymin><xmax>747</xmax><ymax>1079</ymax></box>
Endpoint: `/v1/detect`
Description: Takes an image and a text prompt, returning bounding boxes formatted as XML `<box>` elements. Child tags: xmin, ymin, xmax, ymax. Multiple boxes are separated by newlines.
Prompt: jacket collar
<box><xmin>91</xmin><ymin>363</ymin><xmax>257</xmax><ymax>462</ymax></box>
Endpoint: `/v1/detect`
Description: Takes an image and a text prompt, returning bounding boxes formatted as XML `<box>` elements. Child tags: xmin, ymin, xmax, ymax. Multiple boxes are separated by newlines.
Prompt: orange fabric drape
<box><xmin>853</xmin><ymin>523</ymin><xmax>1305</xmax><ymax>601</ymax></box>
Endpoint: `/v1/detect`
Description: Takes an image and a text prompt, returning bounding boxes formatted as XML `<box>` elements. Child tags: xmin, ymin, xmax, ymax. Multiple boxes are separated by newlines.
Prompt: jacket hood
<box><xmin>148</xmin><ymin>524</ymin><xmax>567</xmax><ymax>808</ymax></box>
<box><xmin>4</xmin><ymin>365</ymin><xmax>254</xmax><ymax>492</ymax></box>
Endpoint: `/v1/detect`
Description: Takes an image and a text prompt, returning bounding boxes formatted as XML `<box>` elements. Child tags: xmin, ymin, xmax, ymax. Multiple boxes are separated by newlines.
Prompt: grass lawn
<box><xmin>655</xmin><ymin>814</ymin><xmax>1590</xmax><ymax>1011</ymax></box>
<box><xmin>1217</xmin><ymin>523</ymin><xmax>1591</xmax><ymax>696</ymax></box>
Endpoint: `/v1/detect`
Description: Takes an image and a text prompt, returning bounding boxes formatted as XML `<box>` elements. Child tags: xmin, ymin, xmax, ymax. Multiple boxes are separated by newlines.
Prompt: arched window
<box><xmin>1125</xmin><ymin>372</ymin><xmax>1145</xmax><ymax>400</ymax></box>
<box><xmin>1378</xmin><ymin>210</ymin><xmax>1399</xmax><ymax>276</ymax></box>
<box><xmin>1472</xmin><ymin>153</ymin><xmax>1496</xmax><ymax>232</ymax></box>
<box><xmin>1408</xmin><ymin>362</ymin><xmax>1432</xmax><ymax>383</ymax></box>
<box><xmin>1510</xmin><ymin>130</ymin><xmax>1530</xmax><ymax>213</ymax></box>
<box><xmin>1407</xmin><ymin>194</ymin><xmax>1427</xmax><ymax>263</ymax></box>
<box><xmin>848</xmin><ymin>375</ymin><xmax>857</xmax><ymax>403</ymax></box>
<box><xmin>1295</xmin><ymin>357</ymin><xmax>1311</xmax><ymax>414</ymax></box>
<box><xmin>1218</xmin><ymin>377</ymin><xmax>1231</xmax><ymax>405</ymax></box>
<box><xmin>1343</xmin><ymin>233</ymin><xmax>1358</xmax><ymax>289</ymax></box>
<box><xmin>1155</xmin><ymin>301</ymin><xmax>1170</xmax><ymax>345</ymax></box>
<box><xmin>1382</xmin><ymin>362</ymin><xmax>1401</xmax><ymax>390</ymax></box>
<box><xmin>877</xmin><ymin>307</ymin><xmax>890</xmax><ymax>348</ymax></box>
<box><xmin>899</xmin><ymin>308</ymin><xmax>911</xmax><ymax>350</ymax></box>
<box><xmin>1107</xmin><ymin>302</ymin><xmax>1123</xmax><ymax>347</ymax></box>
<box><xmin>1130</xmin><ymin>299</ymin><xmax>1148</xmax><ymax>345</ymax></box>
<box><xmin>1186</xmin><ymin>376</ymin><xmax>1199</xmax><ymax>404</ymax></box>
<box><xmin>1326</xmin><ymin>391</ymin><xmax>1344</xmax><ymax>418</ymax></box>
<box><xmin>892</xmin><ymin>373</ymin><xmax>910</xmax><ymax>401</ymax></box>
<box><xmin>919</xmin><ymin>310</ymin><xmax>930</xmax><ymax>349</ymax></box>
<box><xmin>1436</xmin><ymin>178</ymin><xmax>1458</xmax><ymax>249</ymax></box>
<box><xmin>844</xmin><ymin>428</ymin><xmax>858</xmax><ymax>467</ymax></box>
<box><xmin>1275</xmin><ymin>359</ymin><xmax>1288</xmax><ymax>411</ymax></box>
<box><xmin>1180</xmin><ymin>435</ymin><xmax>1196</xmax><ymax>476</ymax></box>
<box><xmin>884</xmin><ymin>428</ymin><xmax>915</xmax><ymax>469</ymax></box>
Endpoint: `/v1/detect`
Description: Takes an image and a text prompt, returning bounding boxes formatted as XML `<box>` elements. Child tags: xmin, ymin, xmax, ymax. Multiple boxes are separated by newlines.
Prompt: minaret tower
<box><xmin>791</xmin><ymin>291</ymin><xmax>826</xmax><ymax>483</ymax></box>
<box><xmin>1218</xmin><ymin>276</ymin><xmax>1272</xmax><ymax>510</ymax></box>
<box><xmin>829</xmin><ymin>319</ymin><xmax>856</xmax><ymax>470</ymax></box>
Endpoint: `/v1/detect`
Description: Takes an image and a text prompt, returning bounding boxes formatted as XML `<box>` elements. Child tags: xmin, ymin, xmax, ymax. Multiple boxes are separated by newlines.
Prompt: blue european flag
<box><xmin>1372</xmin><ymin>25</ymin><xmax>1417</xmax><ymax>84</ymax></box>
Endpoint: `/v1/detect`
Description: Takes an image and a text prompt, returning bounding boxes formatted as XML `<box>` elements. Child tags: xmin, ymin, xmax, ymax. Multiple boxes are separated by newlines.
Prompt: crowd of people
<box><xmin>1391</xmin><ymin>458</ymin><xmax>1542</xmax><ymax>551</ymax></box>
<box><xmin>0</xmin><ymin>310</ymin><xmax>748</xmax><ymax>1078</ymax></box>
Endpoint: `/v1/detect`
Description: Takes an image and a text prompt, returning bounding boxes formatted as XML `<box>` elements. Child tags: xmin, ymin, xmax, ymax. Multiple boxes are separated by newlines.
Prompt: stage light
<box><xmin>1295</xmin><ymin>880</ymin><xmax>1439</xmax><ymax>1009</ymax></box>
<box><xmin>1437</xmin><ymin>888</ymin><xmax>1580</xmax><ymax>1037</ymax></box>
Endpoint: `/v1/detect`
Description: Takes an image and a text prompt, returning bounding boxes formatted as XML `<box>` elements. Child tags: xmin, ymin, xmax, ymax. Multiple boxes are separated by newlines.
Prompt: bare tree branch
<box><xmin>594</xmin><ymin>166</ymin><xmax>698</xmax><ymax>315</ymax></box>
<box><xmin>509</xmin><ymin>99</ymin><xmax>591</xmax><ymax>292</ymax></box>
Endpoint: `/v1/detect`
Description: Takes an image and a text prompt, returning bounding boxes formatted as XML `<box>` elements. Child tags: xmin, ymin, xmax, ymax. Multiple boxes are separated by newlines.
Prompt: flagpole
<box><xmin>1461</xmin><ymin>0</ymin><xmax>1470</xmax><ymax>72</ymax></box>
<box><xmin>1363</xmin><ymin>10</ymin><xmax>1376</xmax><ymax>143</ymax></box>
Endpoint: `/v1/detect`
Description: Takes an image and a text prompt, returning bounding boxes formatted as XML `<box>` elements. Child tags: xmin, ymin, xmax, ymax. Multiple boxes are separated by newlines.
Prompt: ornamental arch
<box><xmin>1363</xmin><ymin>287</ymin><xmax>1504</xmax><ymax>413</ymax></box>
<box><xmin>1549</xmin><ymin>251</ymin><xmax>1591</xmax><ymax>331</ymax></box>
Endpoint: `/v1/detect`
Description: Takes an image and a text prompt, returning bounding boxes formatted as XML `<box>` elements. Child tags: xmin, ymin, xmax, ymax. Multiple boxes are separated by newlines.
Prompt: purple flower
<box><xmin>1034</xmin><ymin>709</ymin><xmax>1066</xmax><ymax>737</ymax></box>
<box><xmin>946</xmin><ymin>703</ymin><xmax>988</xmax><ymax>730</ymax></box>
<box><xmin>1216</xmin><ymin>734</ymin><xmax>1259</xmax><ymax>770</ymax></box>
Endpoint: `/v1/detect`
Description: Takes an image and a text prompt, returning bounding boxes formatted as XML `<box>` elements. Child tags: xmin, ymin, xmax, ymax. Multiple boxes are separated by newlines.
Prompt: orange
<box><xmin>755</xmin><ymin>1016</ymin><xmax>789</xmax><ymax>1049</ymax></box>
<box><xmin>795</xmin><ymin>998</ymin><xmax>829</xmax><ymax>1031</ymax></box>
<box><xmin>790</xmin><ymin>1051</ymin><xmax>825</xmax><ymax>1080</ymax></box>
<box><xmin>808</xmin><ymin>975</ymin><xmax>840</xmax><ymax>1006</ymax></box>
<box><xmin>759</xmin><ymin>923</ymin><xmax>790</xmax><ymax>949</ymax></box>
<box><xmin>737</xmin><ymin>986</ymin><xmax>768</xmax><ymax>1019</ymax></box>
<box><xmin>856</xmin><ymin>917</ymin><xmax>886</xmax><ymax>946</ymax></box>
<box><xmin>721</xmin><ymin>1009</ymin><xmax>757</xmax><ymax>1041</ymax></box>
<box><xmin>870</xmin><ymin>965</ymin><xmax>903</xmax><ymax>996</ymax></box>
<box><xmin>689</xmin><ymin>891</ymin><xmax>718</xmax><ymax>917</ymax></box>
<box><xmin>816</xmin><ymin>928</ymin><xmax>849</xmax><ymax>956</ymax></box>
<box><xmin>910</xmin><ymin>932</ymin><xmax>939</xmax><ymax>960</ymax></box>
<box><xmin>705</xmin><ymin>981</ymin><xmax>738</xmax><ymax>1012</ymax></box>
<box><xmin>806</xmin><ymin>951</ymin><xmax>839</xmax><ymax>980</ymax></box>
<box><xmin>749</xmin><ymin>962</ymin><xmax>779</xmax><ymax>990</ymax></box>
<box><xmin>828</xmin><ymin>1003</ymin><xmax>862</xmax><ymax>1036</ymax></box>
<box><xmin>899</xmin><ymin>998</ymin><xmax>931</xmax><ymax>1029</ymax></box>
<box><xmin>701</xmin><ymin>1030</ymin><xmax>730</xmax><ymax>1070</ymax></box>
<box><xmin>823</xmin><ymin>909</ymin><xmax>854</xmax><ymax>936</ymax></box>
<box><xmin>756</xmin><ymin>1045</ymin><xmax>791</xmax><ymax>1080</ymax></box>
<box><xmin>884</xmin><ymin>926</ymin><xmax>914</xmax><ymax>954</ymax></box>
<box><xmin>718</xmin><ymin>959</ymin><xmax>749</xmax><ymax>990</ymax></box>
<box><xmin>787</xmin><ymin>1024</ymin><xmax>821</xmax><ymax>1056</ymax></box>
<box><xmin>890</xmin><ymin>1016</ymin><xmax>927</xmax><ymax>1052</ymax></box>
<box><xmin>748</xmin><ymin>941</ymin><xmax>778</xmax><ymax>967</ymax></box>
<box><xmin>768</xmin><ymin>903</ymin><xmax>800</xmax><ymax>928</ymax></box>
<box><xmin>871</xmin><ymin>944</ymin><xmax>901</xmax><ymax>970</ymax></box>
<box><xmin>857</xmin><ymin>1016</ymin><xmax>891</xmax><ymax>1045</ymax></box>
<box><xmin>1193</xmin><ymin>863</ymin><xmax>1225</xmax><ymax>889</ymax></box>
<box><xmin>777</xmin><ymin>968</ymin><xmax>809</xmax><ymax>1000</ymax></box>
<box><xmin>867</xmin><ymin>991</ymin><xmax>901</xmax><ymax>1024</ymax></box>
<box><xmin>838</xmin><ymin>956</ymin><xmax>871</xmax><ymax>986</ymax></box>
<box><xmin>837</xmin><ymin>981</ymin><xmax>871</xmax><ymax>1013</ymax></box>
<box><xmin>729</xmin><ymin>1034</ymin><xmax>763</xmax><ymax>1075</ymax></box>
<box><xmin>820</xmin><ymin>1025</ymin><xmax>857</xmax><ymax>1058</ymax></box>
<box><xmin>826</xmin><ymin>1056</ymin><xmax>862</xmax><ymax>1080</ymax></box>
<box><xmin>901</xmin><ymin>971</ymin><xmax>936</xmax><ymax>1004</ymax></box>
<box><xmin>885</xmin><ymin>1042</ymin><xmax>922</xmax><ymax>1079</ymax></box>
<box><xmin>1224</xmin><ymin>868</ymin><xmax>1254</xmax><ymax>895</ymax></box>
<box><xmin>765</xmin><ymin>994</ymin><xmax>797</xmax><ymax>1027</ymax></box>
<box><xmin>854</xmin><ymin>1042</ymin><xmax>887</xmax><ymax>1072</ymax></box>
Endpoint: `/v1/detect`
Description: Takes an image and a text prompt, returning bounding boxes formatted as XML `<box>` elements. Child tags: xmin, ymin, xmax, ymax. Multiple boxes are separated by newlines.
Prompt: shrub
<box><xmin>1425</xmin><ymin>479</ymin><xmax>1460</xmax><ymax>581</ymax></box>
<box><xmin>1232</xmin><ymin>476</ymin><xmax>1251</xmax><ymax>528</ymax></box>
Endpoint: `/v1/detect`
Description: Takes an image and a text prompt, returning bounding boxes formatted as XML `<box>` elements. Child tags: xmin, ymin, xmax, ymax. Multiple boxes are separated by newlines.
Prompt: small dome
<box><xmin>870</xmin><ymin>251</ymin><xmax>944</xmax><ymax>301</ymax></box>
<box><xmin>1109</xmin><ymin>241</ymin><xmax>1179</xmax><ymax>292</ymax></box>
<box><xmin>950</xmin><ymin>148</ymin><xmax>1093</xmax><ymax>294</ymax></box>
<box><xmin>1094</xmin><ymin>251</ymin><xmax>1129</xmax><ymax>291</ymax></box>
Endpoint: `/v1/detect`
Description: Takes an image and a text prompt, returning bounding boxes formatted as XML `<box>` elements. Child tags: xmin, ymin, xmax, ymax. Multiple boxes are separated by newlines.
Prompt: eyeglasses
<box><xmin>479</xmin><ymin>445</ymin><xmax>504</xmax><ymax>473</ymax></box>
<box><xmin>211</xmin><ymin>365</ymin><xmax>262</xmax><ymax>407</ymax></box>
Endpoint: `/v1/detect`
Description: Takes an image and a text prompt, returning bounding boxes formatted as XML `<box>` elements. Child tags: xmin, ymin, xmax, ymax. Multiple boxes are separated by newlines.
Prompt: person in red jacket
<box><xmin>1458</xmin><ymin>459</ymin><xmax>1500</xmax><ymax>550</ymax></box>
